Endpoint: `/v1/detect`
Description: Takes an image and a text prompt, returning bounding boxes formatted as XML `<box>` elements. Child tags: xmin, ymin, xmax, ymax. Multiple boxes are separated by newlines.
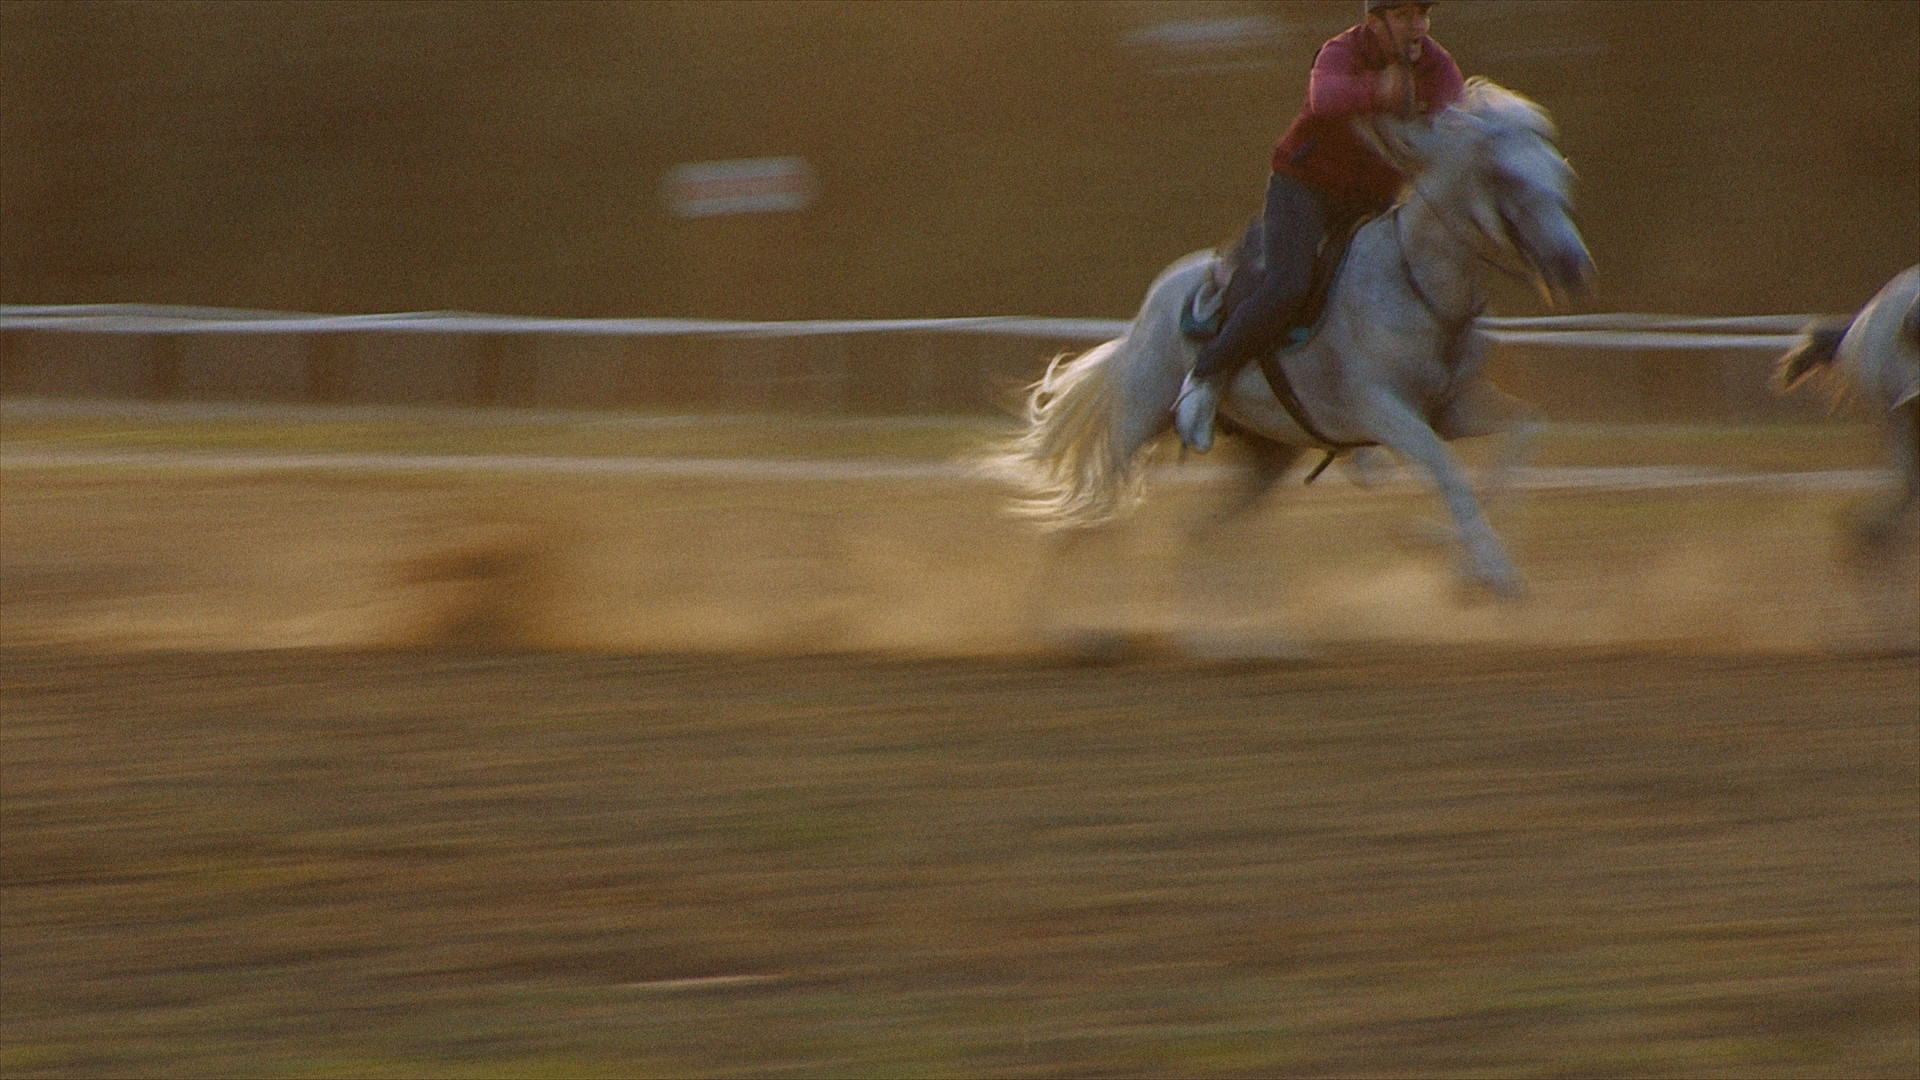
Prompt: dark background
<box><xmin>3</xmin><ymin>0</ymin><xmax>1916</xmax><ymax>321</ymax></box>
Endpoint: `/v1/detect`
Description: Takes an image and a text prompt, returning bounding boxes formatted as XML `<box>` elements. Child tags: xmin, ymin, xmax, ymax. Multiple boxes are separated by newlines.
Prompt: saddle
<box><xmin>1179</xmin><ymin>212</ymin><xmax>1371</xmax><ymax>351</ymax></box>
<box><xmin>1181</xmin><ymin>212</ymin><xmax>1378</xmax><ymax>468</ymax></box>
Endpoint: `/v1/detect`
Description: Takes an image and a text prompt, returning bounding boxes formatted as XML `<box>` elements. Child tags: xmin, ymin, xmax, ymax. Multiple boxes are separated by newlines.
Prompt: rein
<box><xmin>1402</xmin><ymin>179</ymin><xmax>1529</xmax><ymax>293</ymax></box>
<box><xmin>1256</xmin><ymin>136</ymin><xmax>1544</xmax><ymax>482</ymax></box>
<box><xmin>1393</xmin><ymin>191</ymin><xmax>1492</xmax><ymax>346</ymax></box>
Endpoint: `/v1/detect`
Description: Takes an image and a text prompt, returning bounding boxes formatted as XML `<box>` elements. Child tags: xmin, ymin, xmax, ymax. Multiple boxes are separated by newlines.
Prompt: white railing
<box><xmin>0</xmin><ymin>304</ymin><xmax>1816</xmax><ymax>350</ymax></box>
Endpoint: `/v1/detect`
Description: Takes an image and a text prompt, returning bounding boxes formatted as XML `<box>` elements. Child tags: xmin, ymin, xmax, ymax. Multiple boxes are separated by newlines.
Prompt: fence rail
<box><xmin>0</xmin><ymin>304</ymin><xmax>1819</xmax><ymax>348</ymax></box>
<box><xmin>0</xmin><ymin>304</ymin><xmax>1835</xmax><ymax>422</ymax></box>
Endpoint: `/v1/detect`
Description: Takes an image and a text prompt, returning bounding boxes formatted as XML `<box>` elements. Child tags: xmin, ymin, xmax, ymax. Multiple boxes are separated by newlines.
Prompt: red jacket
<box><xmin>1271</xmin><ymin>24</ymin><xmax>1465</xmax><ymax>205</ymax></box>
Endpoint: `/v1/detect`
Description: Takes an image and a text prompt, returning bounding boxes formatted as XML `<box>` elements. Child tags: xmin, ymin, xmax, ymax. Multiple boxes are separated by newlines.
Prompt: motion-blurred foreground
<box><xmin>2</xmin><ymin>413</ymin><xmax>1918</xmax><ymax>1077</ymax></box>
<box><xmin>4</xmin><ymin>648</ymin><xmax>1915</xmax><ymax>1078</ymax></box>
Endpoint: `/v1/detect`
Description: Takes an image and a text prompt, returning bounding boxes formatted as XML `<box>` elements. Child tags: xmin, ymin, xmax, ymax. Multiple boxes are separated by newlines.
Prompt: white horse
<box><xmin>986</xmin><ymin>79</ymin><xmax>1591</xmax><ymax>601</ymax></box>
<box><xmin>1775</xmin><ymin>264</ymin><xmax>1920</xmax><ymax>558</ymax></box>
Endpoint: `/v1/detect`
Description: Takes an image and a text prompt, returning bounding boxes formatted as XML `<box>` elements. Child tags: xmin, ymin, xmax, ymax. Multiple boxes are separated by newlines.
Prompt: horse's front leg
<box><xmin>1436</xmin><ymin>379</ymin><xmax>1544</xmax><ymax>508</ymax></box>
<box><xmin>1364</xmin><ymin>392</ymin><xmax>1524</xmax><ymax>600</ymax></box>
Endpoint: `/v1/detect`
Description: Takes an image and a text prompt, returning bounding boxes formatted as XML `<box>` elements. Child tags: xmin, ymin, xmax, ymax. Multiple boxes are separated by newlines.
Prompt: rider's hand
<box><xmin>1374</xmin><ymin>63</ymin><xmax>1413</xmax><ymax>113</ymax></box>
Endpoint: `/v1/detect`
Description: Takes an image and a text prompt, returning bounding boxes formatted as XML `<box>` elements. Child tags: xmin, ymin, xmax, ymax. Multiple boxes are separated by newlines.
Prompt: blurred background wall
<box><xmin>4</xmin><ymin>0</ymin><xmax>1916</xmax><ymax>322</ymax></box>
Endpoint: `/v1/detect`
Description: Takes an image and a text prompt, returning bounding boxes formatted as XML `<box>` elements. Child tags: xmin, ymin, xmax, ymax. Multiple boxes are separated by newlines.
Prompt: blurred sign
<box><xmin>1123</xmin><ymin>16</ymin><xmax>1283</xmax><ymax>76</ymax></box>
<box><xmin>663</xmin><ymin>157</ymin><xmax>816</xmax><ymax>218</ymax></box>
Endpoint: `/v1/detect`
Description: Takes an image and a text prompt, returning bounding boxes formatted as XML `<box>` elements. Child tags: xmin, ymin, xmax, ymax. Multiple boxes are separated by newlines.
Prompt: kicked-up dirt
<box><xmin>1</xmin><ymin>465</ymin><xmax>1914</xmax><ymax>657</ymax></box>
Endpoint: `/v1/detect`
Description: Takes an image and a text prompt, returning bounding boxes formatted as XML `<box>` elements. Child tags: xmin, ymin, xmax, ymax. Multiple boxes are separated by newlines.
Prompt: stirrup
<box><xmin>1173</xmin><ymin>373</ymin><xmax>1218</xmax><ymax>453</ymax></box>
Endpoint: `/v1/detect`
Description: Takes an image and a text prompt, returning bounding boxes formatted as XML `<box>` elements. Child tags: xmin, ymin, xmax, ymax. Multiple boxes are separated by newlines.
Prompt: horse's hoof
<box><xmin>1457</xmin><ymin>573</ymin><xmax>1528</xmax><ymax>604</ymax></box>
<box><xmin>1046</xmin><ymin>629</ymin><xmax>1168</xmax><ymax>664</ymax></box>
<box><xmin>1489</xmin><ymin>570</ymin><xmax>1531</xmax><ymax>602</ymax></box>
<box><xmin>1169</xmin><ymin>629</ymin><xmax>1318</xmax><ymax>663</ymax></box>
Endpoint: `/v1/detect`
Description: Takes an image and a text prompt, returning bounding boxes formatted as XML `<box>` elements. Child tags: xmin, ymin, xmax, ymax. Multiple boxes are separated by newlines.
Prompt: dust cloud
<box><xmin>3</xmin><ymin>469</ymin><xmax>1912</xmax><ymax>658</ymax></box>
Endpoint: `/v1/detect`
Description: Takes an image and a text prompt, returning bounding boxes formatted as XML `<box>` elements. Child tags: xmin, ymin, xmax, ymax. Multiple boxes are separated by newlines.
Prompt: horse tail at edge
<box><xmin>1773</xmin><ymin>316</ymin><xmax>1853</xmax><ymax>393</ymax></box>
<box><xmin>978</xmin><ymin>336</ymin><xmax>1147</xmax><ymax>530</ymax></box>
<box><xmin>976</xmin><ymin>251</ymin><xmax>1207</xmax><ymax>530</ymax></box>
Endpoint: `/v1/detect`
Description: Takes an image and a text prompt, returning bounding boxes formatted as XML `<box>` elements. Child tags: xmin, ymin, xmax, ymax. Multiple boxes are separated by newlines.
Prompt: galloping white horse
<box><xmin>1775</xmin><ymin>264</ymin><xmax>1920</xmax><ymax>557</ymax></box>
<box><xmin>987</xmin><ymin>79</ymin><xmax>1591</xmax><ymax>600</ymax></box>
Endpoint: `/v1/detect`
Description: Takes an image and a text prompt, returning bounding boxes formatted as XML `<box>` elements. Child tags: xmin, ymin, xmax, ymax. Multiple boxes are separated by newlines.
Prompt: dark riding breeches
<box><xmin>1191</xmin><ymin>172</ymin><xmax>1373</xmax><ymax>382</ymax></box>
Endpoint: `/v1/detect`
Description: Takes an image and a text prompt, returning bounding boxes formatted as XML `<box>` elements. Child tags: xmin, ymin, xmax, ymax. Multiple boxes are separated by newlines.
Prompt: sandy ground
<box><xmin>2</xmin><ymin>449</ymin><xmax>1916</xmax><ymax>1077</ymax></box>
<box><xmin>2</xmin><ymin>648</ymin><xmax>1914</xmax><ymax>1078</ymax></box>
<box><xmin>0</xmin><ymin>458</ymin><xmax>1914</xmax><ymax>656</ymax></box>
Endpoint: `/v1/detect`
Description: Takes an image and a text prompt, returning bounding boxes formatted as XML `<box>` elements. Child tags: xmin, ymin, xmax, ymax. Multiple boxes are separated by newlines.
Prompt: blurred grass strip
<box><xmin>0</xmin><ymin>409</ymin><xmax>1888</xmax><ymax>470</ymax></box>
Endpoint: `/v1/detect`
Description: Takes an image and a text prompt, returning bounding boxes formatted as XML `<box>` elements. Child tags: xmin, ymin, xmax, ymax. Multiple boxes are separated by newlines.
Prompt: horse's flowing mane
<box><xmin>1354</xmin><ymin>77</ymin><xmax>1559</xmax><ymax>179</ymax></box>
<box><xmin>1451</xmin><ymin>77</ymin><xmax>1557</xmax><ymax>141</ymax></box>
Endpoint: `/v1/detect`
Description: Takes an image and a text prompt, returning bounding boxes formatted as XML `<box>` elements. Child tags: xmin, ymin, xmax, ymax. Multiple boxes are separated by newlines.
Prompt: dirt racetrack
<box><xmin>2</xmin><ymin>423</ymin><xmax>1917</xmax><ymax>1077</ymax></box>
<box><xmin>0</xmin><ymin>456</ymin><xmax>1914</xmax><ymax>658</ymax></box>
<box><xmin>3</xmin><ymin>646</ymin><xmax>1916</xmax><ymax>1078</ymax></box>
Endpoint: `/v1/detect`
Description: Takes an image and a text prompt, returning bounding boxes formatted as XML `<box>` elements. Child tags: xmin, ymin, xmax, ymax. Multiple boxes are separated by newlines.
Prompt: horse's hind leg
<box><xmin>1367</xmin><ymin>392</ymin><xmax>1524</xmax><ymax>599</ymax></box>
<box><xmin>1169</xmin><ymin>435</ymin><xmax>1315</xmax><ymax>660</ymax></box>
<box><xmin>1852</xmin><ymin>397</ymin><xmax>1920</xmax><ymax>557</ymax></box>
<box><xmin>1022</xmin><ymin>525</ymin><xmax>1163</xmax><ymax>658</ymax></box>
<box><xmin>1837</xmin><ymin>398</ymin><xmax>1920</xmax><ymax>652</ymax></box>
<box><xmin>1191</xmin><ymin>433</ymin><xmax>1304</xmax><ymax>538</ymax></box>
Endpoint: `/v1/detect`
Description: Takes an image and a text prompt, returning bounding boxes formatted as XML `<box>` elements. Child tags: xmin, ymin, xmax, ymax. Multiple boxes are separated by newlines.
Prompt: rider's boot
<box><xmin>1173</xmin><ymin>369</ymin><xmax>1221</xmax><ymax>453</ymax></box>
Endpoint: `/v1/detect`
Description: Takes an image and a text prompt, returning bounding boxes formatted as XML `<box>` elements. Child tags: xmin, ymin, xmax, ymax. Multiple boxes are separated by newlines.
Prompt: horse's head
<box><xmin>1367</xmin><ymin>78</ymin><xmax>1594</xmax><ymax>306</ymax></box>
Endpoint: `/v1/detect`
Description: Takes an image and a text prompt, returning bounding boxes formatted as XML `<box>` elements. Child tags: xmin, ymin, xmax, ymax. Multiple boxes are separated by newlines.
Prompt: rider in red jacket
<box><xmin>1174</xmin><ymin>0</ymin><xmax>1464</xmax><ymax>452</ymax></box>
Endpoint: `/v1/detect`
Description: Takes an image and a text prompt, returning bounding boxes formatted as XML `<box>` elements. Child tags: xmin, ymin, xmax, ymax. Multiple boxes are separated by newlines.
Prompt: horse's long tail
<box><xmin>1773</xmin><ymin>316</ymin><xmax>1852</xmax><ymax>392</ymax></box>
<box><xmin>978</xmin><ymin>337</ymin><xmax>1148</xmax><ymax>529</ymax></box>
<box><xmin>977</xmin><ymin>251</ymin><xmax>1206</xmax><ymax>529</ymax></box>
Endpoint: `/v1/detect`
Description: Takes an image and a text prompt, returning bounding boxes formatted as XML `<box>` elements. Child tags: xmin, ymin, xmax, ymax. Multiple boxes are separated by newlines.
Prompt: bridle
<box><xmin>1392</xmin><ymin>193</ymin><xmax>1488</xmax><ymax>340</ymax></box>
<box><xmin>1392</xmin><ymin>126</ymin><xmax>1562</xmax><ymax>332</ymax></box>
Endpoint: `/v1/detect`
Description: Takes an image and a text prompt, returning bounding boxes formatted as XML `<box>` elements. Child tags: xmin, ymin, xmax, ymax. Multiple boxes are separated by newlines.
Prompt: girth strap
<box><xmin>1252</xmin><ymin>348</ymin><xmax>1372</xmax><ymax>483</ymax></box>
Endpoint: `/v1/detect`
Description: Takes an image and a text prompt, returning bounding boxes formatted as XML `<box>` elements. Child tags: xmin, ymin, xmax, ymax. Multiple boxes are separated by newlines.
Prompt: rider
<box><xmin>1173</xmin><ymin>0</ymin><xmax>1464</xmax><ymax>452</ymax></box>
